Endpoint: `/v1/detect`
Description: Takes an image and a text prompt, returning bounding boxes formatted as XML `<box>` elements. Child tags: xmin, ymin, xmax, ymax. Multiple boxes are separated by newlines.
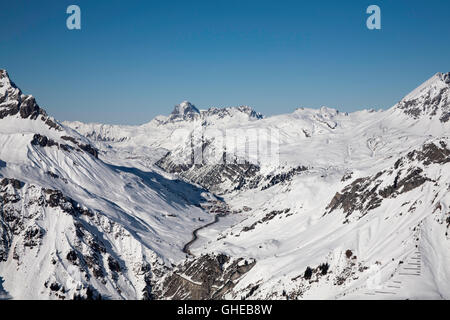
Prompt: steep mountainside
<box><xmin>0</xmin><ymin>70</ymin><xmax>217</xmax><ymax>299</ymax></box>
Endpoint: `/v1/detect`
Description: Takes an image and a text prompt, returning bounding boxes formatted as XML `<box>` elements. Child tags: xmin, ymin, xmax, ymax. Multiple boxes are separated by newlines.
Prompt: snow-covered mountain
<box><xmin>0</xmin><ymin>70</ymin><xmax>219</xmax><ymax>299</ymax></box>
<box><xmin>1</xmin><ymin>70</ymin><xmax>450</xmax><ymax>299</ymax></box>
<box><xmin>397</xmin><ymin>72</ymin><xmax>450</xmax><ymax>123</ymax></box>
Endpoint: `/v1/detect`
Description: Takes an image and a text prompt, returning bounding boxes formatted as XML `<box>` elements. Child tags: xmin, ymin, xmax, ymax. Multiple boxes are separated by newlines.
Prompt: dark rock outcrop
<box><xmin>163</xmin><ymin>101</ymin><xmax>263</xmax><ymax>124</ymax></box>
<box><xmin>157</xmin><ymin>151</ymin><xmax>261</xmax><ymax>194</ymax></box>
<box><xmin>242</xmin><ymin>209</ymin><xmax>291</xmax><ymax>232</ymax></box>
<box><xmin>0</xmin><ymin>177</ymin><xmax>161</xmax><ymax>299</ymax></box>
<box><xmin>261</xmin><ymin>166</ymin><xmax>308</xmax><ymax>191</ymax></box>
<box><xmin>0</xmin><ymin>70</ymin><xmax>62</xmax><ymax>130</ymax></box>
<box><xmin>61</xmin><ymin>136</ymin><xmax>99</xmax><ymax>158</ymax></box>
<box><xmin>326</xmin><ymin>141</ymin><xmax>448</xmax><ymax>219</ymax></box>
<box><xmin>158</xmin><ymin>254</ymin><xmax>256</xmax><ymax>300</ymax></box>
<box><xmin>30</xmin><ymin>134</ymin><xmax>98</xmax><ymax>159</ymax></box>
<box><xmin>396</xmin><ymin>72</ymin><xmax>450</xmax><ymax>123</ymax></box>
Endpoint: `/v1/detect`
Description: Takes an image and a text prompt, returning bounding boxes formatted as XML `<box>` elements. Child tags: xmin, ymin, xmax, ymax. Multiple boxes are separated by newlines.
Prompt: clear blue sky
<box><xmin>1</xmin><ymin>0</ymin><xmax>449</xmax><ymax>124</ymax></box>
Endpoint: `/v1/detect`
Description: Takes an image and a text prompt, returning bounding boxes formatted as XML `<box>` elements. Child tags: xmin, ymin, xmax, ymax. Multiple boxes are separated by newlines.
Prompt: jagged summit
<box><xmin>0</xmin><ymin>69</ymin><xmax>20</xmax><ymax>103</ymax></box>
<box><xmin>0</xmin><ymin>70</ymin><xmax>98</xmax><ymax>158</ymax></box>
<box><xmin>168</xmin><ymin>101</ymin><xmax>201</xmax><ymax>122</ymax></box>
<box><xmin>0</xmin><ymin>70</ymin><xmax>24</xmax><ymax>100</ymax></box>
<box><xmin>165</xmin><ymin>100</ymin><xmax>263</xmax><ymax>123</ymax></box>
<box><xmin>0</xmin><ymin>69</ymin><xmax>13</xmax><ymax>82</ymax></box>
<box><xmin>171</xmin><ymin>101</ymin><xmax>200</xmax><ymax>116</ymax></box>
<box><xmin>201</xmin><ymin>105</ymin><xmax>263</xmax><ymax>121</ymax></box>
<box><xmin>396</xmin><ymin>72</ymin><xmax>450</xmax><ymax>122</ymax></box>
<box><xmin>403</xmin><ymin>72</ymin><xmax>450</xmax><ymax>101</ymax></box>
<box><xmin>439</xmin><ymin>71</ymin><xmax>450</xmax><ymax>84</ymax></box>
<box><xmin>0</xmin><ymin>70</ymin><xmax>64</xmax><ymax>132</ymax></box>
<box><xmin>0</xmin><ymin>69</ymin><xmax>11</xmax><ymax>84</ymax></box>
<box><xmin>0</xmin><ymin>69</ymin><xmax>47</xmax><ymax>121</ymax></box>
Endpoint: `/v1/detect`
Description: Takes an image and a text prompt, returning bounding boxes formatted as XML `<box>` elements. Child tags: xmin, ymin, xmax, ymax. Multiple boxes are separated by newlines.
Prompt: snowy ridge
<box><xmin>403</xmin><ymin>72</ymin><xmax>450</xmax><ymax>101</ymax></box>
<box><xmin>63</xmin><ymin>101</ymin><xmax>263</xmax><ymax>144</ymax></box>
<box><xmin>396</xmin><ymin>72</ymin><xmax>450</xmax><ymax>123</ymax></box>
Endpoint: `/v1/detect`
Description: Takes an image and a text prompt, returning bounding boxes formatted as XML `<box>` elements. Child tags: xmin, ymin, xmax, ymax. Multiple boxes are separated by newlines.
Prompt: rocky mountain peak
<box><xmin>166</xmin><ymin>101</ymin><xmax>263</xmax><ymax>123</ymax></box>
<box><xmin>0</xmin><ymin>70</ymin><xmax>19</xmax><ymax>100</ymax></box>
<box><xmin>0</xmin><ymin>70</ymin><xmax>68</xmax><ymax>134</ymax></box>
<box><xmin>201</xmin><ymin>105</ymin><xmax>263</xmax><ymax>121</ymax></box>
<box><xmin>0</xmin><ymin>69</ymin><xmax>10</xmax><ymax>82</ymax></box>
<box><xmin>169</xmin><ymin>101</ymin><xmax>200</xmax><ymax>121</ymax></box>
<box><xmin>0</xmin><ymin>70</ymin><xmax>46</xmax><ymax>120</ymax></box>
<box><xmin>396</xmin><ymin>72</ymin><xmax>450</xmax><ymax>123</ymax></box>
<box><xmin>440</xmin><ymin>72</ymin><xmax>450</xmax><ymax>84</ymax></box>
<box><xmin>233</xmin><ymin>105</ymin><xmax>264</xmax><ymax>119</ymax></box>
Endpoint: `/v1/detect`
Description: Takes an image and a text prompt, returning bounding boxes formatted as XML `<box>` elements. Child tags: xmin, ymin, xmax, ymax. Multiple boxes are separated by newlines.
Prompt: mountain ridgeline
<box><xmin>1</xmin><ymin>70</ymin><xmax>450</xmax><ymax>299</ymax></box>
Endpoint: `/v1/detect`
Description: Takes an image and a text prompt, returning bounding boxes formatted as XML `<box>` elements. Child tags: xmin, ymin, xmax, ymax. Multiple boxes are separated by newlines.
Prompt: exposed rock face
<box><xmin>0</xmin><ymin>70</ymin><xmax>61</xmax><ymax>130</ymax></box>
<box><xmin>156</xmin><ymin>151</ymin><xmax>261</xmax><ymax>194</ymax></box>
<box><xmin>163</xmin><ymin>101</ymin><xmax>263</xmax><ymax>124</ymax></box>
<box><xmin>168</xmin><ymin>101</ymin><xmax>201</xmax><ymax>122</ymax></box>
<box><xmin>396</xmin><ymin>72</ymin><xmax>450</xmax><ymax>123</ymax></box>
<box><xmin>0</xmin><ymin>178</ymin><xmax>165</xmax><ymax>300</ymax></box>
<box><xmin>241</xmin><ymin>209</ymin><xmax>291</xmax><ymax>232</ymax></box>
<box><xmin>31</xmin><ymin>134</ymin><xmax>60</xmax><ymax>148</ymax></box>
<box><xmin>157</xmin><ymin>141</ymin><xmax>311</xmax><ymax>195</ymax></box>
<box><xmin>201</xmin><ymin>105</ymin><xmax>263</xmax><ymax>121</ymax></box>
<box><xmin>30</xmin><ymin>134</ymin><xmax>99</xmax><ymax>158</ymax></box>
<box><xmin>261</xmin><ymin>166</ymin><xmax>308</xmax><ymax>191</ymax></box>
<box><xmin>0</xmin><ymin>276</ymin><xmax>8</xmax><ymax>299</ymax></box>
<box><xmin>61</xmin><ymin>136</ymin><xmax>99</xmax><ymax>158</ymax></box>
<box><xmin>0</xmin><ymin>71</ymin><xmax>98</xmax><ymax>159</ymax></box>
<box><xmin>403</xmin><ymin>141</ymin><xmax>450</xmax><ymax>165</ymax></box>
<box><xmin>158</xmin><ymin>254</ymin><xmax>256</xmax><ymax>300</ymax></box>
<box><xmin>327</xmin><ymin>140</ymin><xmax>448</xmax><ymax>219</ymax></box>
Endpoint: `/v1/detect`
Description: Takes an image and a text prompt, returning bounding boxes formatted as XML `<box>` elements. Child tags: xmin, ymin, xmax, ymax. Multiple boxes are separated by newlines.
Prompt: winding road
<box><xmin>183</xmin><ymin>214</ymin><xmax>222</xmax><ymax>256</ymax></box>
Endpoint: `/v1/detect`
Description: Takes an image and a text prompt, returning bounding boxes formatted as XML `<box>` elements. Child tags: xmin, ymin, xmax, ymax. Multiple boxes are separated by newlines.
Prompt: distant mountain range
<box><xmin>1</xmin><ymin>69</ymin><xmax>449</xmax><ymax>299</ymax></box>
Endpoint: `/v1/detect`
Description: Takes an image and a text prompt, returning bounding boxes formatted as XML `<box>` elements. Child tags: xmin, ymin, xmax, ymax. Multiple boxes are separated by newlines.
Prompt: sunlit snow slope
<box><xmin>0</xmin><ymin>70</ymin><xmax>214</xmax><ymax>299</ymax></box>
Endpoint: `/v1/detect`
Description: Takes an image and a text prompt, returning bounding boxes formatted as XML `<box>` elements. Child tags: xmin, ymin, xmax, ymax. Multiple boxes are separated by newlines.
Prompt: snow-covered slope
<box><xmin>181</xmin><ymin>73</ymin><xmax>450</xmax><ymax>300</ymax></box>
<box><xmin>0</xmin><ymin>70</ymin><xmax>217</xmax><ymax>299</ymax></box>
<box><xmin>397</xmin><ymin>72</ymin><xmax>450</xmax><ymax>123</ymax></box>
<box><xmin>2</xmin><ymin>70</ymin><xmax>450</xmax><ymax>300</ymax></box>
